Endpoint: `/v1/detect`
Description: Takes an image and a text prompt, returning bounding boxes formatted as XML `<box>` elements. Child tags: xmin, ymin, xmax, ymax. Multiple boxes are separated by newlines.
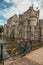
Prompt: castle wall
<box><xmin>39</xmin><ymin>20</ymin><xmax>43</xmax><ymax>42</ymax></box>
<box><xmin>4</xmin><ymin>5</ymin><xmax>42</xmax><ymax>42</ymax></box>
<box><xmin>41</xmin><ymin>27</ymin><xmax>43</xmax><ymax>41</ymax></box>
<box><xmin>34</xmin><ymin>27</ymin><xmax>40</xmax><ymax>40</ymax></box>
<box><xmin>30</xmin><ymin>17</ymin><xmax>38</xmax><ymax>26</ymax></box>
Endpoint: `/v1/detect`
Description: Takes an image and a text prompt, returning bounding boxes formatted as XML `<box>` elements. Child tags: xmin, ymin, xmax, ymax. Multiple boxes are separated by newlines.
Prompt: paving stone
<box><xmin>1</xmin><ymin>47</ymin><xmax>43</xmax><ymax>65</ymax></box>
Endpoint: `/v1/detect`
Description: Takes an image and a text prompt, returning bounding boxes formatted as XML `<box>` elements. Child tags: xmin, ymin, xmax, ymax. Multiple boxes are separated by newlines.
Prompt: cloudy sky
<box><xmin>0</xmin><ymin>0</ymin><xmax>43</xmax><ymax>25</ymax></box>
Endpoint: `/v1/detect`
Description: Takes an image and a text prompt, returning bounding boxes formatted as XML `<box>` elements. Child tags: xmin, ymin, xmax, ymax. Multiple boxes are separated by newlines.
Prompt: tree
<box><xmin>0</xmin><ymin>26</ymin><xmax>4</xmax><ymax>33</ymax></box>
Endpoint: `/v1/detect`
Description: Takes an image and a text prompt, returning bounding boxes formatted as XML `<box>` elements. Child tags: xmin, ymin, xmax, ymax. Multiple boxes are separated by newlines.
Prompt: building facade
<box><xmin>4</xmin><ymin>5</ymin><xmax>43</xmax><ymax>42</ymax></box>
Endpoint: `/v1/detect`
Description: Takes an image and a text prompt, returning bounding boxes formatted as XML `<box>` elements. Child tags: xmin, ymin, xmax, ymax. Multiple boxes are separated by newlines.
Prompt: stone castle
<box><xmin>4</xmin><ymin>5</ymin><xmax>43</xmax><ymax>42</ymax></box>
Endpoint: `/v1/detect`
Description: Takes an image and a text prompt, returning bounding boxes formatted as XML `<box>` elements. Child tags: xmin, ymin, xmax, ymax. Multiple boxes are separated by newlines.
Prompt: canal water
<box><xmin>0</xmin><ymin>37</ymin><xmax>32</xmax><ymax>59</ymax></box>
<box><xmin>0</xmin><ymin>37</ymin><xmax>19</xmax><ymax>59</ymax></box>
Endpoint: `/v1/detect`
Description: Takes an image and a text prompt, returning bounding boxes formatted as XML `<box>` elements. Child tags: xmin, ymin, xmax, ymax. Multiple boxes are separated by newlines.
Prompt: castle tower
<box><xmin>29</xmin><ymin>5</ymin><xmax>39</xmax><ymax>40</ymax></box>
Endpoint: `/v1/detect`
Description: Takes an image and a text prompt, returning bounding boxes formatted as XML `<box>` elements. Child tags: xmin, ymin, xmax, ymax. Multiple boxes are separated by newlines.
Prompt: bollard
<box><xmin>1</xmin><ymin>43</ymin><xmax>4</xmax><ymax>65</ymax></box>
<box><xmin>1</xmin><ymin>44</ymin><xmax>3</xmax><ymax>63</ymax></box>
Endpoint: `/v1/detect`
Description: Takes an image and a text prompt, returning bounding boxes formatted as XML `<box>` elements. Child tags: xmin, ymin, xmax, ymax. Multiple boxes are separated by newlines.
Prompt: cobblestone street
<box><xmin>4</xmin><ymin>56</ymin><xmax>40</xmax><ymax>65</ymax></box>
<box><xmin>25</xmin><ymin>47</ymin><xmax>43</xmax><ymax>65</ymax></box>
<box><xmin>0</xmin><ymin>47</ymin><xmax>43</xmax><ymax>65</ymax></box>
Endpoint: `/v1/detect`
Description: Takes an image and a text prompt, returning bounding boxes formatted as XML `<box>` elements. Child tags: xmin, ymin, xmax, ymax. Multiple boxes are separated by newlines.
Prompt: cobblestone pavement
<box><xmin>0</xmin><ymin>63</ymin><xmax>2</xmax><ymax>65</ymax></box>
<box><xmin>4</xmin><ymin>56</ymin><xmax>41</xmax><ymax>65</ymax></box>
<box><xmin>25</xmin><ymin>47</ymin><xmax>43</xmax><ymax>65</ymax></box>
<box><xmin>0</xmin><ymin>63</ymin><xmax>3</xmax><ymax>65</ymax></box>
<box><xmin>1</xmin><ymin>47</ymin><xmax>43</xmax><ymax>65</ymax></box>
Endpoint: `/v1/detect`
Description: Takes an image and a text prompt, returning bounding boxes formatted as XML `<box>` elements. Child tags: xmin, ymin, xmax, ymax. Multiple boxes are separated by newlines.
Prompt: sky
<box><xmin>0</xmin><ymin>0</ymin><xmax>43</xmax><ymax>25</ymax></box>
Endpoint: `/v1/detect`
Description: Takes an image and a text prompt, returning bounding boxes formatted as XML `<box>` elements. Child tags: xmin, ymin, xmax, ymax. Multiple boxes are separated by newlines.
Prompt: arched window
<box><xmin>19</xmin><ymin>21</ymin><xmax>23</xmax><ymax>26</ymax></box>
